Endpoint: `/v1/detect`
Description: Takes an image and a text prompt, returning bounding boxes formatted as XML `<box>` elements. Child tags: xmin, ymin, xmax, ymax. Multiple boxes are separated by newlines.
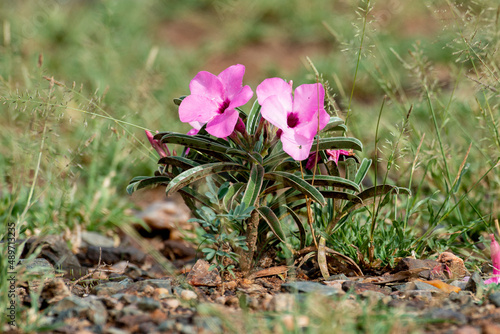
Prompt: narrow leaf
<box><xmin>285</xmin><ymin>205</ymin><xmax>306</xmax><ymax>249</ymax></box>
<box><xmin>354</xmin><ymin>158</ymin><xmax>372</xmax><ymax>185</ymax></box>
<box><xmin>127</xmin><ymin>176</ymin><xmax>170</xmax><ymax>195</ymax></box>
<box><xmin>247</xmin><ymin>99</ymin><xmax>261</xmax><ymax>135</ymax></box>
<box><xmin>303</xmin><ymin>175</ymin><xmax>360</xmax><ymax>192</ymax></box>
<box><xmin>165</xmin><ymin>162</ymin><xmax>248</xmax><ymax>195</ymax></box>
<box><xmin>223</xmin><ymin>183</ymin><xmax>246</xmax><ymax>210</ymax></box>
<box><xmin>342</xmin><ymin>185</ymin><xmax>410</xmax><ymax>213</ymax></box>
<box><xmin>242</xmin><ymin>164</ymin><xmax>265</xmax><ymax>207</ymax></box>
<box><xmin>257</xmin><ymin>206</ymin><xmax>286</xmax><ymax>243</ymax></box>
<box><xmin>265</xmin><ymin>171</ymin><xmax>326</xmax><ymax>205</ymax></box>
<box><xmin>322</xmin><ymin>117</ymin><xmax>345</xmax><ymax>132</ymax></box>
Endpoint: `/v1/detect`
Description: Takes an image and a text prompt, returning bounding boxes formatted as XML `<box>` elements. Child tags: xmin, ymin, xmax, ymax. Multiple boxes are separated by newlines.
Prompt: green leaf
<box><xmin>165</xmin><ymin>162</ymin><xmax>248</xmax><ymax>195</ymax></box>
<box><xmin>173</xmin><ymin>96</ymin><xmax>187</xmax><ymax>106</ymax></box>
<box><xmin>354</xmin><ymin>158</ymin><xmax>372</xmax><ymax>185</ymax></box>
<box><xmin>342</xmin><ymin>185</ymin><xmax>410</xmax><ymax>213</ymax></box>
<box><xmin>284</xmin><ymin>205</ymin><xmax>306</xmax><ymax>249</ymax></box>
<box><xmin>247</xmin><ymin>99</ymin><xmax>261</xmax><ymax>135</ymax></box>
<box><xmin>242</xmin><ymin>164</ymin><xmax>265</xmax><ymax>207</ymax></box>
<box><xmin>344</xmin><ymin>158</ymin><xmax>357</xmax><ymax>182</ymax></box>
<box><xmin>257</xmin><ymin>206</ymin><xmax>286</xmax><ymax>243</ymax></box>
<box><xmin>264</xmin><ymin>137</ymin><xmax>362</xmax><ymax>165</ymax></box>
<box><xmin>265</xmin><ymin>171</ymin><xmax>326</xmax><ymax>205</ymax></box>
<box><xmin>158</xmin><ymin>156</ymin><xmax>200</xmax><ymax>170</ymax></box>
<box><xmin>127</xmin><ymin>176</ymin><xmax>170</xmax><ymax>195</ymax></box>
<box><xmin>302</xmin><ymin>175</ymin><xmax>360</xmax><ymax>192</ymax></box>
<box><xmin>223</xmin><ymin>182</ymin><xmax>246</xmax><ymax>210</ymax></box>
<box><xmin>322</xmin><ymin>117</ymin><xmax>345</xmax><ymax>132</ymax></box>
<box><xmin>158</xmin><ymin>132</ymin><xmax>247</xmax><ymax>158</ymax></box>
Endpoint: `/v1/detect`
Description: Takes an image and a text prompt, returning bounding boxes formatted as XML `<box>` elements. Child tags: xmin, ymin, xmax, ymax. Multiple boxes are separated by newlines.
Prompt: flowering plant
<box><xmin>128</xmin><ymin>64</ymin><xmax>403</xmax><ymax>275</ymax></box>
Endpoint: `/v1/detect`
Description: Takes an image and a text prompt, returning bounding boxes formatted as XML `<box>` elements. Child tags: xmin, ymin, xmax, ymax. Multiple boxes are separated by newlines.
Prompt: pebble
<box><xmin>488</xmin><ymin>292</ymin><xmax>500</xmax><ymax>307</ymax></box>
<box><xmin>164</xmin><ymin>298</ymin><xmax>181</xmax><ymax>309</ymax></box>
<box><xmin>281</xmin><ymin>281</ymin><xmax>343</xmax><ymax>296</ymax></box>
<box><xmin>137</xmin><ymin>297</ymin><xmax>161</xmax><ymax>312</ymax></box>
<box><xmin>464</xmin><ymin>272</ymin><xmax>485</xmax><ymax>298</ymax></box>
<box><xmin>19</xmin><ymin>258</ymin><xmax>55</xmax><ymax>277</ymax></box>
<box><xmin>155</xmin><ymin>287</ymin><xmax>171</xmax><ymax>299</ymax></box>
<box><xmin>414</xmin><ymin>280</ymin><xmax>443</xmax><ymax>292</ymax></box>
<box><xmin>81</xmin><ymin>231</ymin><xmax>116</xmax><ymax>248</ymax></box>
<box><xmin>180</xmin><ymin>289</ymin><xmax>198</xmax><ymax>301</ymax></box>
<box><xmin>133</xmin><ymin>278</ymin><xmax>173</xmax><ymax>292</ymax></box>
<box><xmin>426</xmin><ymin>308</ymin><xmax>467</xmax><ymax>325</ymax></box>
<box><xmin>269</xmin><ymin>293</ymin><xmax>296</xmax><ymax>312</ymax></box>
<box><xmin>50</xmin><ymin>295</ymin><xmax>108</xmax><ymax>325</ymax></box>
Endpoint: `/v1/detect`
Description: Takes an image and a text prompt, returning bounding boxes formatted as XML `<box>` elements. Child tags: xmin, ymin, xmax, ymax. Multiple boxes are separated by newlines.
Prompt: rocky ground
<box><xmin>5</xmin><ymin>192</ymin><xmax>500</xmax><ymax>334</ymax></box>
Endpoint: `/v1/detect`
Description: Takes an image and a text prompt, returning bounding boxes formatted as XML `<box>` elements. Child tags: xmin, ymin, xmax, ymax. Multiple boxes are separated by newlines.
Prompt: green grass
<box><xmin>1</xmin><ymin>0</ymin><xmax>499</xmax><ymax>332</ymax></box>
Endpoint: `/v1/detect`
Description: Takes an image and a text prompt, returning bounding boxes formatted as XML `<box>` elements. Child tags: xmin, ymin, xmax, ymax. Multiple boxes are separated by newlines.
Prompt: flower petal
<box><xmin>256</xmin><ymin>78</ymin><xmax>293</xmax><ymax>105</ymax></box>
<box><xmin>179</xmin><ymin>95</ymin><xmax>220</xmax><ymax>123</ymax></box>
<box><xmin>281</xmin><ymin>132</ymin><xmax>314</xmax><ymax>161</ymax></box>
<box><xmin>228</xmin><ymin>85</ymin><xmax>253</xmax><ymax>109</ymax></box>
<box><xmin>260</xmin><ymin>95</ymin><xmax>289</xmax><ymax>131</ymax></box>
<box><xmin>490</xmin><ymin>234</ymin><xmax>500</xmax><ymax>275</ymax></box>
<box><xmin>294</xmin><ymin>84</ymin><xmax>329</xmax><ymax>125</ymax></box>
<box><xmin>218</xmin><ymin>64</ymin><xmax>245</xmax><ymax>99</ymax></box>
<box><xmin>189</xmin><ymin>71</ymin><xmax>224</xmax><ymax>102</ymax></box>
<box><xmin>206</xmin><ymin>108</ymin><xmax>239</xmax><ymax>138</ymax></box>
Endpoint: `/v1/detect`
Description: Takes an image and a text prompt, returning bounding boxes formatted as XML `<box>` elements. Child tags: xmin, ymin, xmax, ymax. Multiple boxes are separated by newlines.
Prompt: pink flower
<box><xmin>179</xmin><ymin>65</ymin><xmax>253</xmax><ymax>138</ymax></box>
<box><xmin>145</xmin><ymin>130</ymin><xmax>170</xmax><ymax>157</ymax></box>
<box><xmin>305</xmin><ymin>149</ymin><xmax>352</xmax><ymax>170</ymax></box>
<box><xmin>484</xmin><ymin>233</ymin><xmax>500</xmax><ymax>284</ymax></box>
<box><xmin>256</xmin><ymin>78</ymin><xmax>329</xmax><ymax>161</ymax></box>
<box><xmin>187</xmin><ymin>121</ymin><xmax>202</xmax><ymax>136</ymax></box>
<box><xmin>325</xmin><ymin>149</ymin><xmax>352</xmax><ymax>164</ymax></box>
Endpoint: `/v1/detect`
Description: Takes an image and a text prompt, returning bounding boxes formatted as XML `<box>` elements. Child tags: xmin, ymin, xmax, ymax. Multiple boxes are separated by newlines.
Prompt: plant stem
<box><xmin>240</xmin><ymin>208</ymin><xmax>260</xmax><ymax>275</ymax></box>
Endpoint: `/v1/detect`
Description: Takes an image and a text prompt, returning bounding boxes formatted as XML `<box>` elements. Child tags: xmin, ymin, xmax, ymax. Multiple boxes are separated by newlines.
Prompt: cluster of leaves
<box><xmin>128</xmin><ymin>92</ymin><xmax>409</xmax><ymax>273</ymax></box>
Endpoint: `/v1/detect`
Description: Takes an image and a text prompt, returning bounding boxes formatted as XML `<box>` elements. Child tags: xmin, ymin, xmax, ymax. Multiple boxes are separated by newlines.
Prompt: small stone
<box><xmin>327</xmin><ymin>273</ymin><xmax>349</xmax><ymax>281</ymax></box>
<box><xmin>81</xmin><ymin>231</ymin><xmax>115</xmax><ymax>248</ymax></box>
<box><xmin>187</xmin><ymin>259</ymin><xmax>222</xmax><ymax>287</ymax></box>
<box><xmin>453</xmin><ymin>325</ymin><xmax>480</xmax><ymax>334</ymax></box>
<box><xmin>19</xmin><ymin>258</ymin><xmax>55</xmax><ymax>277</ymax></box>
<box><xmin>281</xmin><ymin>281</ymin><xmax>342</xmax><ymax>296</ymax></box>
<box><xmin>40</xmin><ymin>278</ymin><xmax>71</xmax><ymax>304</ymax></box>
<box><xmin>414</xmin><ymin>281</ymin><xmax>443</xmax><ymax>292</ymax></box>
<box><xmin>104</xmin><ymin>327</ymin><xmax>130</xmax><ymax>334</ymax></box>
<box><xmin>464</xmin><ymin>272</ymin><xmax>485</xmax><ymax>298</ymax></box>
<box><xmin>158</xmin><ymin>320</ymin><xmax>176</xmax><ymax>331</ymax></box>
<box><xmin>164</xmin><ymin>298</ymin><xmax>181</xmax><ymax>309</ymax></box>
<box><xmin>426</xmin><ymin>308</ymin><xmax>467</xmax><ymax>325</ymax></box>
<box><xmin>137</xmin><ymin>297</ymin><xmax>161</xmax><ymax>312</ymax></box>
<box><xmin>93</xmin><ymin>281</ymin><xmax>128</xmax><ymax>296</ymax></box>
<box><xmin>269</xmin><ymin>293</ymin><xmax>296</xmax><ymax>312</ymax></box>
<box><xmin>488</xmin><ymin>292</ymin><xmax>500</xmax><ymax>307</ymax></box>
<box><xmin>450</xmin><ymin>291</ymin><xmax>473</xmax><ymax>305</ymax></box>
<box><xmin>403</xmin><ymin>290</ymin><xmax>433</xmax><ymax>301</ymax></box>
<box><xmin>392</xmin><ymin>282</ymin><xmax>416</xmax><ymax>292</ymax></box>
<box><xmin>50</xmin><ymin>295</ymin><xmax>108</xmax><ymax>325</ymax></box>
<box><xmin>142</xmin><ymin>285</ymin><xmax>155</xmax><ymax>296</ymax></box>
<box><xmin>450</xmin><ymin>280</ymin><xmax>468</xmax><ymax>290</ymax></box>
<box><xmin>155</xmin><ymin>287</ymin><xmax>171</xmax><ymax>299</ymax></box>
<box><xmin>133</xmin><ymin>278</ymin><xmax>173</xmax><ymax>292</ymax></box>
<box><xmin>224</xmin><ymin>281</ymin><xmax>237</xmax><ymax>290</ymax></box>
<box><xmin>180</xmin><ymin>289</ymin><xmax>198</xmax><ymax>301</ymax></box>
<box><xmin>360</xmin><ymin>290</ymin><xmax>387</xmax><ymax>301</ymax></box>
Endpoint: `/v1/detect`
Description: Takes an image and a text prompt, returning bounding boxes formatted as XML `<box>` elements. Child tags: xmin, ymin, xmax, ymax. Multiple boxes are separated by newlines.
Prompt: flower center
<box><xmin>217</xmin><ymin>99</ymin><xmax>230</xmax><ymax>114</ymax></box>
<box><xmin>287</xmin><ymin>112</ymin><xmax>299</xmax><ymax>128</ymax></box>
